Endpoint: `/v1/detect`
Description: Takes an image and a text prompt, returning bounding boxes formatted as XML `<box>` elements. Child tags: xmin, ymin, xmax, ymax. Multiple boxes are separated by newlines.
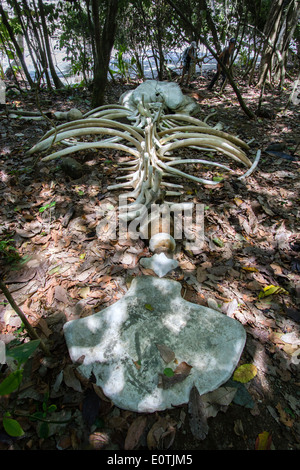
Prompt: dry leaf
<box><xmin>108</xmin><ymin>416</ymin><xmax>128</xmax><ymax>432</ymax></box>
<box><xmin>147</xmin><ymin>416</ymin><xmax>177</xmax><ymax>450</ymax></box>
<box><xmin>54</xmin><ymin>285</ymin><xmax>69</xmax><ymax>304</ymax></box>
<box><xmin>255</xmin><ymin>431</ymin><xmax>272</xmax><ymax>450</ymax></box>
<box><xmin>156</xmin><ymin>343</ymin><xmax>176</xmax><ymax>363</ymax></box>
<box><xmin>63</xmin><ymin>365</ymin><xmax>82</xmax><ymax>392</ymax></box>
<box><xmin>133</xmin><ymin>360</ymin><xmax>141</xmax><ymax>370</ymax></box>
<box><xmin>36</xmin><ymin>318</ymin><xmax>52</xmax><ymax>338</ymax></box>
<box><xmin>158</xmin><ymin>361</ymin><xmax>192</xmax><ymax>389</ymax></box>
<box><xmin>89</xmin><ymin>431</ymin><xmax>110</xmax><ymax>450</ymax></box>
<box><xmin>276</xmin><ymin>403</ymin><xmax>294</xmax><ymax>427</ymax></box>
<box><xmin>188</xmin><ymin>385</ymin><xmax>209</xmax><ymax>440</ymax></box>
<box><xmin>174</xmin><ymin>361</ymin><xmax>193</xmax><ymax>375</ymax></box>
<box><xmin>124</xmin><ymin>416</ymin><xmax>148</xmax><ymax>450</ymax></box>
<box><xmin>233</xmin><ymin>419</ymin><xmax>244</xmax><ymax>437</ymax></box>
<box><xmin>79</xmin><ymin>286</ymin><xmax>91</xmax><ymax>299</ymax></box>
<box><xmin>203</xmin><ymin>386</ymin><xmax>237</xmax><ymax>408</ymax></box>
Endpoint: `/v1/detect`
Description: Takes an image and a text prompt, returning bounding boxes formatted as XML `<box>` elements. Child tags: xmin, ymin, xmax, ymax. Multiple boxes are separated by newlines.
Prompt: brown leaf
<box><xmin>174</xmin><ymin>361</ymin><xmax>193</xmax><ymax>375</ymax></box>
<box><xmin>108</xmin><ymin>416</ymin><xmax>129</xmax><ymax>432</ymax></box>
<box><xmin>54</xmin><ymin>285</ymin><xmax>69</xmax><ymax>303</ymax></box>
<box><xmin>36</xmin><ymin>318</ymin><xmax>52</xmax><ymax>338</ymax></box>
<box><xmin>5</xmin><ymin>268</ymin><xmax>36</xmax><ymax>284</ymax></box>
<box><xmin>147</xmin><ymin>416</ymin><xmax>177</xmax><ymax>450</ymax></box>
<box><xmin>233</xmin><ymin>419</ymin><xmax>244</xmax><ymax>437</ymax></box>
<box><xmin>188</xmin><ymin>385</ymin><xmax>209</xmax><ymax>440</ymax></box>
<box><xmin>63</xmin><ymin>365</ymin><xmax>82</xmax><ymax>392</ymax></box>
<box><xmin>124</xmin><ymin>416</ymin><xmax>148</xmax><ymax>450</ymax></box>
<box><xmin>46</xmin><ymin>285</ymin><xmax>55</xmax><ymax>305</ymax></box>
<box><xmin>160</xmin><ymin>425</ymin><xmax>176</xmax><ymax>449</ymax></box>
<box><xmin>201</xmin><ymin>386</ymin><xmax>237</xmax><ymax>418</ymax></box>
<box><xmin>156</xmin><ymin>343</ymin><xmax>175</xmax><ymax>363</ymax></box>
<box><xmin>158</xmin><ymin>362</ymin><xmax>192</xmax><ymax>389</ymax></box>
<box><xmin>276</xmin><ymin>403</ymin><xmax>294</xmax><ymax>427</ymax></box>
<box><xmin>89</xmin><ymin>431</ymin><xmax>110</xmax><ymax>450</ymax></box>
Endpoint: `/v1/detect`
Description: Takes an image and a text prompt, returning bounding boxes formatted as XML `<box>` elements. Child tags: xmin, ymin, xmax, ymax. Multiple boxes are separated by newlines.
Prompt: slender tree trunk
<box><xmin>257</xmin><ymin>0</ymin><xmax>285</xmax><ymax>88</ymax></box>
<box><xmin>37</xmin><ymin>0</ymin><xmax>64</xmax><ymax>89</ymax></box>
<box><xmin>90</xmin><ymin>0</ymin><xmax>119</xmax><ymax>108</ymax></box>
<box><xmin>274</xmin><ymin>0</ymin><xmax>300</xmax><ymax>86</ymax></box>
<box><xmin>0</xmin><ymin>4</ymin><xmax>34</xmax><ymax>88</ymax></box>
<box><xmin>22</xmin><ymin>0</ymin><xmax>52</xmax><ymax>88</ymax></box>
<box><xmin>166</xmin><ymin>0</ymin><xmax>255</xmax><ymax>119</ymax></box>
<box><xmin>11</xmin><ymin>0</ymin><xmax>41</xmax><ymax>81</ymax></box>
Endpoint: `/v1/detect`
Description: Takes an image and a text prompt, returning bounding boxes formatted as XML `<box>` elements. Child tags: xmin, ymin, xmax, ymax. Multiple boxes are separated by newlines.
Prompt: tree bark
<box><xmin>257</xmin><ymin>0</ymin><xmax>285</xmax><ymax>88</ymax></box>
<box><xmin>274</xmin><ymin>0</ymin><xmax>300</xmax><ymax>86</ymax></box>
<box><xmin>90</xmin><ymin>0</ymin><xmax>119</xmax><ymax>108</ymax></box>
<box><xmin>37</xmin><ymin>0</ymin><xmax>64</xmax><ymax>89</ymax></box>
<box><xmin>166</xmin><ymin>0</ymin><xmax>256</xmax><ymax>119</ymax></box>
<box><xmin>22</xmin><ymin>0</ymin><xmax>52</xmax><ymax>88</ymax></box>
<box><xmin>0</xmin><ymin>4</ymin><xmax>34</xmax><ymax>88</ymax></box>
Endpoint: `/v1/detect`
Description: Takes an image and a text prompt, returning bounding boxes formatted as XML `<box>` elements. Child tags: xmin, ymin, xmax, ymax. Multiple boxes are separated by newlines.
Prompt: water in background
<box><xmin>1</xmin><ymin>42</ymin><xmax>217</xmax><ymax>86</ymax></box>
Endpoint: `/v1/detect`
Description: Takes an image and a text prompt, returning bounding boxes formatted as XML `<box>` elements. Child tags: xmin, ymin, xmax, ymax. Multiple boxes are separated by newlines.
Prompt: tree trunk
<box><xmin>0</xmin><ymin>4</ymin><xmax>34</xmax><ymax>88</ymax></box>
<box><xmin>274</xmin><ymin>0</ymin><xmax>300</xmax><ymax>86</ymax></box>
<box><xmin>257</xmin><ymin>0</ymin><xmax>285</xmax><ymax>88</ymax></box>
<box><xmin>11</xmin><ymin>0</ymin><xmax>41</xmax><ymax>81</ymax></box>
<box><xmin>90</xmin><ymin>0</ymin><xmax>119</xmax><ymax>108</ymax></box>
<box><xmin>22</xmin><ymin>0</ymin><xmax>52</xmax><ymax>88</ymax></box>
<box><xmin>166</xmin><ymin>0</ymin><xmax>256</xmax><ymax>119</ymax></box>
<box><xmin>37</xmin><ymin>0</ymin><xmax>64</xmax><ymax>89</ymax></box>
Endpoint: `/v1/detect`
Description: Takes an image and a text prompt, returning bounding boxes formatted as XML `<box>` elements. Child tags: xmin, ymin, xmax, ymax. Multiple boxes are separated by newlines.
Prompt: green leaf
<box><xmin>29</xmin><ymin>411</ymin><xmax>44</xmax><ymax>421</ymax></box>
<box><xmin>38</xmin><ymin>421</ymin><xmax>49</xmax><ymax>439</ymax></box>
<box><xmin>47</xmin><ymin>404</ymin><xmax>57</xmax><ymax>413</ymax></box>
<box><xmin>3</xmin><ymin>417</ymin><xmax>25</xmax><ymax>437</ymax></box>
<box><xmin>6</xmin><ymin>340</ymin><xmax>40</xmax><ymax>366</ymax></box>
<box><xmin>258</xmin><ymin>284</ymin><xmax>289</xmax><ymax>299</ymax></box>
<box><xmin>233</xmin><ymin>364</ymin><xmax>257</xmax><ymax>383</ymax></box>
<box><xmin>163</xmin><ymin>368</ymin><xmax>174</xmax><ymax>377</ymax></box>
<box><xmin>212</xmin><ymin>237</ymin><xmax>224</xmax><ymax>247</ymax></box>
<box><xmin>212</xmin><ymin>176</ymin><xmax>223</xmax><ymax>182</ymax></box>
<box><xmin>0</xmin><ymin>369</ymin><xmax>23</xmax><ymax>396</ymax></box>
<box><xmin>255</xmin><ymin>431</ymin><xmax>272</xmax><ymax>450</ymax></box>
<box><xmin>144</xmin><ymin>303</ymin><xmax>154</xmax><ymax>311</ymax></box>
<box><xmin>39</xmin><ymin>201</ymin><xmax>56</xmax><ymax>213</ymax></box>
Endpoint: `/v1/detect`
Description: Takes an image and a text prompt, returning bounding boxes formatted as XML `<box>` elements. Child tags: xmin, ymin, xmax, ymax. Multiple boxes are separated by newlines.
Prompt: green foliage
<box><xmin>39</xmin><ymin>201</ymin><xmax>56</xmax><ymax>213</ymax></box>
<box><xmin>0</xmin><ymin>236</ymin><xmax>21</xmax><ymax>264</ymax></box>
<box><xmin>0</xmin><ymin>340</ymin><xmax>41</xmax><ymax>437</ymax></box>
<box><xmin>30</xmin><ymin>391</ymin><xmax>57</xmax><ymax>439</ymax></box>
<box><xmin>56</xmin><ymin>1</ymin><xmax>93</xmax><ymax>83</ymax></box>
<box><xmin>3</xmin><ymin>413</ymin><xmax>25</xmax><ymax>437</ymax></box>
<box><xmin>6</xmin><ymin>339</ymin><xmax>41</xmax><ymax>366</ymax></box>
<box><xmin>0</xmin><ymin>369</ymin><xmax>23</xmax><ymax>395</ymax></box>
<box><xmin>163</xmin><ymin>368</ymin><xmax>174</xmax><ymax>377</ymax></box>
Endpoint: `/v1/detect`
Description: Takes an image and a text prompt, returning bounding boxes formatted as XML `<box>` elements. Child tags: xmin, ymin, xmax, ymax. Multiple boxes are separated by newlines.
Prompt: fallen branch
<box><xmin>0</xmin><ymin>280</ymin><xmax>51</xmax><ymax>356</ymax></box>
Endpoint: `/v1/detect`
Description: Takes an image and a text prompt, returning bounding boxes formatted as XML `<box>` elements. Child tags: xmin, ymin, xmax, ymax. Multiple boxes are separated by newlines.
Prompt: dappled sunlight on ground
<box><xmin>0</xmin><ymin>71</ymin><xmax>299</xmax><ymax>449</ymax></box>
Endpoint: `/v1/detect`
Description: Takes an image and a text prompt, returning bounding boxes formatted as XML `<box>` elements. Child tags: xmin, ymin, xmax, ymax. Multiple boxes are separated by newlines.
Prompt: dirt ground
<box><xmin>0</xmin><ymin>69</ymin><xmax>299</xmax><ymax>451</ymax></box>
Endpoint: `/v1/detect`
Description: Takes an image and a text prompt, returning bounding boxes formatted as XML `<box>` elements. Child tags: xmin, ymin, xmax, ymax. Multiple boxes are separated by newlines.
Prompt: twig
<box><xmin>0</xmin><ymin>280</ymin><xmax>51</xmax><ymax>356</ymax></box>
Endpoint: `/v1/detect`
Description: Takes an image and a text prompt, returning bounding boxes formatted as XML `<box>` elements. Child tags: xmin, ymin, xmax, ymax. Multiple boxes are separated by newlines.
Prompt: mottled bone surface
<box><xmin>28</xmin><ymin>81</ymin><xmax>258</xmax><ymax>215</ymax></box>
<box><xmin>64</xmin><ymin>276</ymin><xmax>246</xmax><ymax>412</ymax></box>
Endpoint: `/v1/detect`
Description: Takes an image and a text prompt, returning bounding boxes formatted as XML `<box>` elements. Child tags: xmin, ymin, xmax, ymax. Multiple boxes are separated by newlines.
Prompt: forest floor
<box><xmin>0</xmin><ymin>68</ymin><xmax>299</xmax><ymax>452</ymax></box>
